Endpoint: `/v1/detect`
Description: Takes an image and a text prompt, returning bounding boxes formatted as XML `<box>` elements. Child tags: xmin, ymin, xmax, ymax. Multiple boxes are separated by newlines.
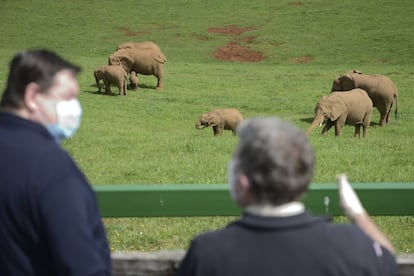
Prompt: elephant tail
<box><xmin>394</xmin><ymin>93</ymin><xmax>399</xmax><ymax>119</ymax></box>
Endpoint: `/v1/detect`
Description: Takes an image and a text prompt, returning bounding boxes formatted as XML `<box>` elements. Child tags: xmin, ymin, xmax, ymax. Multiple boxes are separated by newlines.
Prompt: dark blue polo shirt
<box><xmin>0</xmin><ymin>111</ymin><xmax>111</xmax><ymax>275</ymax></box>
<box><xmin>176</xmin><ymin>211</ymin><xmax>397</xmax><ymax>276</ymax></box>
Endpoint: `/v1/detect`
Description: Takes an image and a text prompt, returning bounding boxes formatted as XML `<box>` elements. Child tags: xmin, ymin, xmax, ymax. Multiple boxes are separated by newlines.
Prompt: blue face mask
<box><xmin>46</xmin><ymin>99</ymin><xmax>82</xmax><ymax>143</ymax></box>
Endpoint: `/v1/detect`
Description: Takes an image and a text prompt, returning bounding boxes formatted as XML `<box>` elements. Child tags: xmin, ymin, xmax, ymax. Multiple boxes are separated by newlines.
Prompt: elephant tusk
<box><xmin>318</xmin><ymin>122</ymin><xmax>323</xmax><ymax>127</ymax></box>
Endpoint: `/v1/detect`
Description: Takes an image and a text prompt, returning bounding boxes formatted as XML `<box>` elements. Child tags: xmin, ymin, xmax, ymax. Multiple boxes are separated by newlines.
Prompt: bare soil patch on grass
<box><xmin>208</xmin><ymin>25</ymin><xmax>265</xmax><ymax>62</ymax></box>
<box><xmin>118</xmin><ymin>27</ymin><xmax>150</xmax><ymax>37</ymax></box>
<box><xmin>289</xmin><ymin>55</ymin><xmax>314</xmax><ymax>64</ymax></box>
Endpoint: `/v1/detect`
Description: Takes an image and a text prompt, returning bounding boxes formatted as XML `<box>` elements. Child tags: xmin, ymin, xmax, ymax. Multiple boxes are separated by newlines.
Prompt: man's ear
<box><xmin>238</xmin><ymin>174</ymin><xmax>254</xmax><ymax>205</ymax></box>
<box><xmin>24</xmin><ymin>82</ymin><xmax>41</xmax><ymax>112</ymax></box>
<box><xmin>239</xmin><ymin>174</ymin><xmax>250</xmax><ymax>192</ymax></box>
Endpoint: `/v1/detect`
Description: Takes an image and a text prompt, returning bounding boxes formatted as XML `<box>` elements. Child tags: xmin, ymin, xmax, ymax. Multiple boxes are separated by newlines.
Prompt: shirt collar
<box><xmin>246</xmin><ymin>201</ymin><xmax>305</xmax><ymax>217</ymax></box>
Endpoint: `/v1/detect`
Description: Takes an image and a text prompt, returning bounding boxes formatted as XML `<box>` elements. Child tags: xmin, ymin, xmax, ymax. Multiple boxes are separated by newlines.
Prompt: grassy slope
<box><xmin>0</xmin><ymin>0</ymin><xmax>413</xmax><ymax>252</ymax></box>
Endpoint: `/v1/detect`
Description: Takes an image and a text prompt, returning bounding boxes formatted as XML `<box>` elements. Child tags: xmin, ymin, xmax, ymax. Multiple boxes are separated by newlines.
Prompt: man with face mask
<box><xmin>0</xmin><ymin>49</ymin><xmax>111</xmax><ymax>275</ymax></box>
<box><xmin>175</xmin><ymin>117</ymin><xmax>397</xmax><ymax>276</ymax></box>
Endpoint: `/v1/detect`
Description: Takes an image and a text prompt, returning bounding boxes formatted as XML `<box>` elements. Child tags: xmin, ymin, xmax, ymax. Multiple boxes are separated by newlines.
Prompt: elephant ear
<box><xmin>109</xmin><ymin>51</ymin><xmax>133</xmax><ymax>70</ymax></box>
<box><xmin>337</xmin><ymin>75</ymin><xmax>354</xmax><ymax>91</ymax></box>
<box><xmin>93</xmin><ymin>68</ymin><xmax>104</xmax><ymax>79</ymax></box>
<box><xmin>118</xmin><ymin>55</ymin><xmax>134</xmax><ymax>72</ymax></box>
<box><xmin>94</xmin><ymin>71</ymin><xmax>101</xmax><ymax>80</ymax></box>
<box><xmin>327</xmin><ymin>96</ymin><xmax>347</xmax><ymax>121</ymax></box>
<box><xmin>207</xmin><ymin>113</ymin><xmax>220</xmax><ymax>126</ymax></box>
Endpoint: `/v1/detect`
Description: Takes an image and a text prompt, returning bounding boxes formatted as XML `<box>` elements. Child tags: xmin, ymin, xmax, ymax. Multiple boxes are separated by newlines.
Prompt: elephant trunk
<box><xmin>195</xmin><ymin>121</ymin><xmax>206</xmax><ymax>129</ymax></box>
<box><xmin>306</xmin><ymin>117</ymin><xmax>324</xmax><ymax>136</ymax></box>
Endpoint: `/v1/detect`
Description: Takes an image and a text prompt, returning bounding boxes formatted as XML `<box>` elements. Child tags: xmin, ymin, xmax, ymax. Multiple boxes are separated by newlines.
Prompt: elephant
<box><xmin>306</xmin><ymin>89</ymin><xmax>373</xmax><ymax>138</ymax></box>
<box><xmin>129</xmin><ymin>71</ymin><xmax>138</xmax><ymax>90</ymax></box>
<box><xmin>195</xmin><ymin>108</ymin><xmax>243</xmax><ymax>136</ymax></box>
<box><xmin>108</xmin><ymin>47</ymin><xmax>166</xmax><ymax>90</ymax></box>
<box><xmin>331</xmin><ymin>69</ymin><xmax>398</xmax><ymax>126</ymax></box>
<box><xmin>116</xmin><ymin>41</ymin><xmax>156</xmax><ymax>51</ymax></box>
<box><xmin>94</xmin><ymin>65</ymin><xmax>128</xmax><ymax>95</ymax></box>
<box><xmin>116</xmin><ymin>41</ymin><xmax>167</xmax><ymax>64</ymax></box>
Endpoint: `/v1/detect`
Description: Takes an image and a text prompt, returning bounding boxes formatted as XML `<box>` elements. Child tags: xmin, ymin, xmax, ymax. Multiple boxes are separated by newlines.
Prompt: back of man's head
<box><xmin>234</xmin><ymin>117</ymin><xmax>315</xmax><ymax>205</ymax></box>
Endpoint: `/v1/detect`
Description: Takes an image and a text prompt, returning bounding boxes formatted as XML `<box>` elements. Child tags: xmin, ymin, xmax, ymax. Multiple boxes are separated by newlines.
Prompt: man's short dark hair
<box><xmin>1</xmin><ymin>49</ymin><xmax>81</xmax><ymax>108</ymax></box>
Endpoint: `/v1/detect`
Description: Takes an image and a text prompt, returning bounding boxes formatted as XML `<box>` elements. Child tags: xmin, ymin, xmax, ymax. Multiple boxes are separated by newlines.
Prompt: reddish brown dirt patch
<box><xmin>215</xmin><ymin>42</ymin><xmax>264</xmax><ymax>62</ymax></box>
<box><xmin>208</xmin><ymin>25</ymin><xmax>264</xmax><ymax>62</ymax></box>
<box><xmin>118</xmin><ymin>27</ymin><xmax>150</xmax><ymax>37</ymax></box>
<box><xmin>290</xmin><ymin>55</ymin><xmax>314</xmax><ymax>64</ymax></box>
<box><xmin>288</xmin><ymin>2</ymin><xmax>304</xmax><ymax>6</ymax></box>
<box><xmin>208</xmin><ymin>25</ymin><xmax>253</xmax><ymax>36</ymax></box>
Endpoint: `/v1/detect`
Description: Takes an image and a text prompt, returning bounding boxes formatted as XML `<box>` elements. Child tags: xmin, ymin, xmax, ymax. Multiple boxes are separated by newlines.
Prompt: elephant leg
<box><xmin>103</xmin><ymin>79</ymin><xmax>112</xmax><ymax>95</ymax></box>
<box><xmin>118</xmin><ymin>84</ymin><xmax>123</xmax><ymax>95</ymax></box>
<box><xmin>362</xmin><ymin>111</ymin><xmax>371</xmax><ymax>138</ymax></box>
<box><xmin>377</xmin><ymin>102</ymin><xmax>388</xmax><ymax>126</ymax></box>
<box><xmin>154</xmin><ymin>76</ymin><xmax>162</xmax><ymax>90</ymax></box>
<box><xmin>218</xmin><ymin>123</ymin><xmax>225</xmax><ymax>135</ymax></box>
<box><xmin>379</xmin><ymin>112</ymin><xmax>387</xmax><ymax>126</ymax></box>
<box><xmin>384</xmin><ymin>101</ymin><xmax>394</xmax><ymax>125</ymax></box>
<box><xmin>156</xmin><ymin>78</ymin><xmax>162</xmax><ymax>90</ymax></box>
<box><xmin>123</xmin><ymin>80</ymin><xmax>127</xmax><ymax>95</ymax></box>
<box><xmin>95</xmin><ymin>77</ymin><xmax>102</xmax><ymax>93</ymax></box>
<box><xmin>118</xmin><ymin>78</ymin><xmax>127</xmax><ymax>96</ymax></box>
<box><xmin>353</xmin><ymin>125</ymin><xmax>361</xmax><ymax>138</ymax></box>
<box><xmin>213</xmin><ymin>126</ymin><xmax>219</xmax><ymax>136</ymax></box>
<box><xmin>321</xmin><ymin>121</ymin><xmax>334</xmax><ymax>135</ymax></box>
<box><xmin>130</xmin><ymin>71</ymin><xmax>138</xmax><ymax>90</ymax></box>
<box><xmin>334</xmin><ymin>122</ymin><xmax>343</xmax><ymax>137</ymax></box>
<box><xmin>362</xmin><ymin>124</ymin><xmax>369</xmax><ymax>138</ymax></box>
<box><xmin>156</xmin><ymin>67</ymin><xmax>164</xmax><ymax>90</ymax></box>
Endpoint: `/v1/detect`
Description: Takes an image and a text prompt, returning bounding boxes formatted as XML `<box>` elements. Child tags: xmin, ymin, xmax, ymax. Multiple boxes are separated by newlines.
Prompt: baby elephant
<box><xmin>94</xmin><ymin>65</ymin><xmax>128</xmax><ymax>95</ymax></box>
<box><xmin>306</xmin><ymin>89</ymin><xmax>373</xmax><ymax>138</ymax></box>
<box><xmin>129</xmin><ymin>71</ymin><xmax>138</xmax><ymax>90</ymax></box>
<box><xmin>195</xmin><ymin>108</ymin><xmax>243</xmax><ymax>136</ymax></box>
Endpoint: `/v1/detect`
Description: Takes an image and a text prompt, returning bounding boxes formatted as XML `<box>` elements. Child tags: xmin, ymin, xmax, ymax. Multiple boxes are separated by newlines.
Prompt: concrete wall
<box><xmin>112</xmin><ymin>251</ymin><xmax>414</xmax><ymax>276</ymax></box>
<box><xmin>112</xmin><ymin>250</ymin><xmax>185</xmax><ymax>276</ymax></box>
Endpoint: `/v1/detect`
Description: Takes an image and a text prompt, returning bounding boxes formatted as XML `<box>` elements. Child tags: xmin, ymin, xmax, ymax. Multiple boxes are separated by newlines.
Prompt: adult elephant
<box><xmin>306</xmin><ymin>89</ymin><xmax>373</xmax><ymax>138</ymax></box>
<box><xmin>331</xmin><ymin>70</ymin><xmax>398</xmax><ymax>126</ymax></box>
<box><xmin>195</xmin><ymin>108</ymin><xmax>243</xmax><ymax>136</ymax></box>
<box><xmin>108</xmin><ymin>47</ymin><xmax>166</xmax><ymax>90</ymax></box>
<box><xmin>116</xmin><ymin>41</ymin><xmax>167</xmax><ymax>64</ymax></box>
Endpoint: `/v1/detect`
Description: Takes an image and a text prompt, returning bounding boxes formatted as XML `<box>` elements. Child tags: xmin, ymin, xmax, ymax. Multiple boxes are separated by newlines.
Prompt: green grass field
<box><xmin>1</xmin><ymin>0</ymin><xmax>413</xmax><ymax>253</ymax></box>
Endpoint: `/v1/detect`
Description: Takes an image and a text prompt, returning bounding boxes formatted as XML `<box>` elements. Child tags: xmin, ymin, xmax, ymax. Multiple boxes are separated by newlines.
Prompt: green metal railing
<box><xmin>94</xmin><ymin>183</ymin><xmax>414</xmax><ymax>217</ymax></box>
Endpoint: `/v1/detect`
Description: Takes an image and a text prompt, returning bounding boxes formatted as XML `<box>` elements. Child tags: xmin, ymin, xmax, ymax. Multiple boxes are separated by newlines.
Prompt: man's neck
<box><xmin>1</xmin><ymin>107</ymin><xmax>30</xmax><ymax>119</ymax></box>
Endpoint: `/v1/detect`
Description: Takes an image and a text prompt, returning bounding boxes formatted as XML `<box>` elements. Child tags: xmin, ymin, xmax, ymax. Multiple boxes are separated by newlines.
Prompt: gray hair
<box><xmin>234</xmin><ymin>117</ymin><xmax>315</xmax><ymax>205</ymax></box>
